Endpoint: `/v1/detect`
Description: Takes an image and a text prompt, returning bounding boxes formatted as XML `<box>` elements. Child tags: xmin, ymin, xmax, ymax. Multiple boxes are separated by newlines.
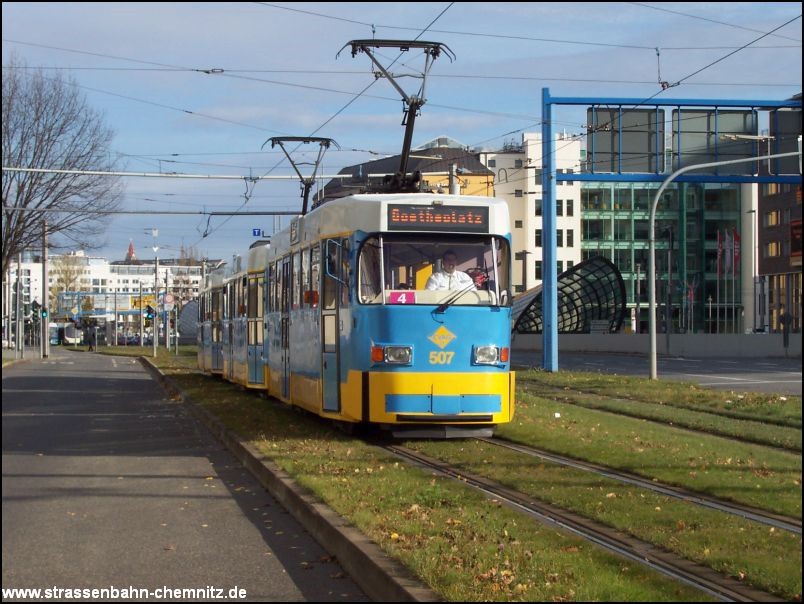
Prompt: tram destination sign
<box><xmin>387</xmin><ymin>204</ymin><xmax>489</xmax><ymax>232</ymax></box>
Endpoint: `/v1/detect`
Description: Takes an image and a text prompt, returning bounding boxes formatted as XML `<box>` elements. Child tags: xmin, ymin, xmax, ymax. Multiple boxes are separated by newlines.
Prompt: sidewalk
<box><xmin>1</xmin><ymin>348</ymin><xmax>376</xmax><ymax>601</ymax></box>
<box><xmin>140</xmin><ymin>356</ymin><xmax>439</xmax><ymax>602</ymax></box>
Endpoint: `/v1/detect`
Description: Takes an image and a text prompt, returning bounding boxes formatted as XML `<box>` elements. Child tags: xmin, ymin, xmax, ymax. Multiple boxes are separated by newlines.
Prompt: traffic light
<box><xmin>41</xmin><ymin>307</ymin><xmax>48</xmax><ymax>319</ymax></box>
<box><xmin>145</xmin><ymin>305</ymin><xmax>155</xmax><ymax>320</ymax></box>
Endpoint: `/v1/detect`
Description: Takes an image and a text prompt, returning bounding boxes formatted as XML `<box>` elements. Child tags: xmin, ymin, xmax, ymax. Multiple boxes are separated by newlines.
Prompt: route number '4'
<box><xmin>389</xmin><ymin>291</ymin><xmax>416</xmax><ymax>304</ymax></box>
<box><xmin>429</xmin><ymin>351</ymin><xmax>454</xmax><ymax>364</ymax></box>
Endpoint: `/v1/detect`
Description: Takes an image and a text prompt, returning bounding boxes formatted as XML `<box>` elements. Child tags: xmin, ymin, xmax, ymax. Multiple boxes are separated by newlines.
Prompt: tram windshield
<box><xmin>358</xmin><ymin>234</ymin><xmax>511</xmax><ymax>306</ymax></box>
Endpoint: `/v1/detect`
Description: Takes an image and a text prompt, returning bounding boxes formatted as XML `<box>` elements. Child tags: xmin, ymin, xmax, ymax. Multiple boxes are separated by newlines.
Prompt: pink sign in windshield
<box><xmin>388</xmin><ymin>291</ymin><xmax>416</xmax><ymax>304</ymax></box>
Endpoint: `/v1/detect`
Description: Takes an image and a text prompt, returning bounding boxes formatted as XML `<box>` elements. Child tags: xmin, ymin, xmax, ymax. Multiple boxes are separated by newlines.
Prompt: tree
<box><xmin>172</xmin><ymin>243</ymin><xmax>202</xmax><ymax>303</ymax></box>
<box><xmin>49</xmin><ymin>252</ymin><xmax>86</xmax><ymax>310</ymax></box>
<box><xmin>1</xmin><ymin>54</ymin><xmax>123</xmax><ymax>279</ymax></box>
<box><xmin>81</xmin><ymin>295</ymin><xmax>95</xmax><ymax>313</ymax></box>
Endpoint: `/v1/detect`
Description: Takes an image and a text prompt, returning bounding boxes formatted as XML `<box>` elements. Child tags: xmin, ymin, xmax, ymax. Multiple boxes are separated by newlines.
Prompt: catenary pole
<box><xmin>649</xmin><ymin>150</ymin><xmax>800</xmax><ymax>379</ymax></box>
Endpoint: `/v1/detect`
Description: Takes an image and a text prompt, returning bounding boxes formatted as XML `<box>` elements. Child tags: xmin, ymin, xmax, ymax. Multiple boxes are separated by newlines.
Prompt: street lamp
<box><xmin>661</xmin><ymin>225</ymin><xmax>674</xmax><ymax>346</ymax></box>
<box><xmin>152</xmin><ymin>228</ymin><xmax>159</xmax><ymax>358</ymax></box>
<box><xmin>746</xmin><ymin>209</ymin><xmax>757</xmax><ymax>332</ymax></box>
<box><xmin>648</xmin><ymin>150</ymin><xmax>800</xmax><ymax>380</ymax></box>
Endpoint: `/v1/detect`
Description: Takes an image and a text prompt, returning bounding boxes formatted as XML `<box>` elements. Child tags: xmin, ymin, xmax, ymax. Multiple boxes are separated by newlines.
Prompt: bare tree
<box><xmin>1</xmin><ymin>54</ymin><xmax>123</xmax><ymax>278</ymax></box>
<box><xmin>178</xmin><ymin>243</ymin><xmax>202</xmax><ymax>266</ymax></box>
<box><xmin>49</xmin><ymin>252</ymin><xmax>86</xmax><ymax>310</ymax></box>
<box><xmin>172</xmin><ymin>243</ymin><xmax>202</xmax><ymax>303</ymax></box>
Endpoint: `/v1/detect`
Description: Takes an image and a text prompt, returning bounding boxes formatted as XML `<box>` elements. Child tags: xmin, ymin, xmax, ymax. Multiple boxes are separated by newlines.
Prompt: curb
<box><xmin>139</xmin><ymin>357</ymin><xmax>441</xmax><ymax>603</ymax></box>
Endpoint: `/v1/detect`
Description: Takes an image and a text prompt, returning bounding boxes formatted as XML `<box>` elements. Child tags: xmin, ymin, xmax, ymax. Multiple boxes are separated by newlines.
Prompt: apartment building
<box><xmin>480</xmin><ymin>132</ymin><xmax>582</xmax><ymax>292</ymax></box>
<box><xmin>3</xmin><ymin>249</ymin><xmax>211</xmax><ymax>338</ymax></box>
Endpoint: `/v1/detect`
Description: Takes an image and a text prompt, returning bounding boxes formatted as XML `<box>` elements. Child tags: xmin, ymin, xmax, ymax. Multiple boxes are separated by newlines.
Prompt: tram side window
<box><xmin>257</xmin><ymin>278</ymin><xmax>264</xmax><ymax>320</ymax></box>
<box><xmin>280</xmin><ymin>258</ymin><xmax>290</xmax><ymax>313</ymax></box>
<box><xmin>248</xmin><ymin>277</ymin><xmax>259</xmax><ymax>318</ymax></box>
<box><xmin>292</xmin><ymin>252</ymin><xmax>301</xmax><ymax>310</ymax></box>
<box><xmin>310</xmin><ymin>245</ymin><xmax>320</xmax><ymax>308</ymax></box>
<box><xmin>233</xmin><ymin>280</ymin><xmax>239</xmax><ymax>317</ymax></box>
<box><xmin>212</xmin><ymin>291</ymin><xmax>221</xmax><ymax>342</ymax></box>
<box><xmin>358</xmin><ymin>237</ymin><xmax>382</xmax><ymax>304</ymax></box>
<box><xmin>300</xmin><ymin>248</ymin><xmax>309</xmax><ymax>306</ymax></box>
<box><xmin>247</xmin><ymin>276</ymin><xmax>263</xmax><ymax>345</ymax></box>
<box><xmin>233</xmin><ymin>279</ymin><xmax>239</xmax><ymax>317</ymax></box>
<box><xmin>341</xmin><ymin>239</ymin><xmax>350</xmax><ymax>305</ymax></box>
<box><xmin>266</xmin><ymin>264</ymin><xmax>273</xmax><ymax>313</ymax></box>
<box><xmin>226</xmin><ymin>283</ymin><xmax>235</xmax><ymax>320</ymax></box>
<box><xmin>239</xmin><ymin>276</ymin><xmax>248</xmax><ymax>317</ymax></box>
<box><xmin>277</xmin><ymin>261</ymin><xmax>282</xmax><ymax>311</ymax></box>
<box><xmin>323</xmin><ymin>244</ymin><xmax>338</xmax><ymax>310</ymax></box>
<box><xmin>271</xmin><ymin>262</ymin><xmax>280</xmax><ymax>313</ymax></box>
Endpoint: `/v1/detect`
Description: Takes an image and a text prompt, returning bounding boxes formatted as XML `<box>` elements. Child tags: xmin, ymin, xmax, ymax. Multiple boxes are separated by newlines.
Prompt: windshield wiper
<box><xmin>434</xmin><ymin>281</ymin><xmax>476</xmax><ymax>314</ymax></box>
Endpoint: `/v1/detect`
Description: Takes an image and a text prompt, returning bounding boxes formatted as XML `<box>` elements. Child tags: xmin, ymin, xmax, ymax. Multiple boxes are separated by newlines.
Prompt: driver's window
<box><xmin>358</xmin><ymin>237</ymin><xmax>382</xmax><ymax>303</ymax></box>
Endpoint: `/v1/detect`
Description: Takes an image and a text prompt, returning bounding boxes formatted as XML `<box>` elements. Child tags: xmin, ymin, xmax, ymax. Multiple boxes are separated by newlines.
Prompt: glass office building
<box><xmin>580</xmin><ymin>182</ymin><xmax>744</xmax><ymax>334</ymax></box>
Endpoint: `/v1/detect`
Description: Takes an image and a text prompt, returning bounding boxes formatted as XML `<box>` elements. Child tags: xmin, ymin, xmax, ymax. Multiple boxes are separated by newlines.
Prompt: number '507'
<box><xmin>429</xmin><ymin>351</ymin><xmax>454</xmax><ymax>364</ymax></box>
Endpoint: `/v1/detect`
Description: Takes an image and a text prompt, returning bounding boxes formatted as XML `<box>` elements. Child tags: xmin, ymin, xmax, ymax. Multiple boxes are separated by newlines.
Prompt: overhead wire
<box><xmin>251</xmin><ymin>4</ymin><xmax>801</xmax><ymax>49</ymax></box>
<box><xmin>192</xmin><ymin>2</ymin><xmax>457</xmax><ymax>247</ymax></box>
<box><xmin>5</xmin><ymin>6</ymin><xmax>800</xmax><ymax>255</ymax></box>
<box><xmin>8</xmin><ymin>64</ymin><xmax>799</xmax><ymax>89</ymax></box>
<box><xmin>629</xmin><ymin>2</ymin><xmax>802</xmax><ymax>43</ymax></box>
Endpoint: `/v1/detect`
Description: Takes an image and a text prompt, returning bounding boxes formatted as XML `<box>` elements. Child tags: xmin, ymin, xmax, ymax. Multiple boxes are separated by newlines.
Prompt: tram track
<box><xmin>479</xmin><ymin>436</ymin><xmax>802</xmax><ymax>535</ymax></box>
<box><xmin>516</xmin><ymin>377</ymin><xmax>802</xmax><ymax>452</ymax></box>
<box><xmin>516</xmin><ymin>376</ymin><xmax>802</xmax><ymax>429</ymax></box>
<box><xmin>381</xmin><ymin>442</ymin><xmax>786</xmax><ymax>602</ymax></box>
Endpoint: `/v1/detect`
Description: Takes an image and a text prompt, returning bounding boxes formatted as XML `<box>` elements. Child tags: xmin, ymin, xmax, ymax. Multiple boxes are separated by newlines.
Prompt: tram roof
<box><xmin>247</xmin><ymin>243</ymin><xmax>271</xmax><ymax>272</ymax></box>
<box><xmin>206</xmin><ymin>267</ymin><xmax>226</xmax><ymax>288</ymax></box>
<box><xmin>269</xmin><ymin>193</ymin><xmax>510</xmax><ymax>257</ymax></box>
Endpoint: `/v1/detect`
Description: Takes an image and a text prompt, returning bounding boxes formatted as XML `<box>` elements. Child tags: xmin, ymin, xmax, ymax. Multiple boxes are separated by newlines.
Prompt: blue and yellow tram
<box><xmin>199</xmin><ymin>193</ymin><xmax>515</xmax><ymax>436</ymax></box>
<box><xmin>198</xmin><ymin>268</ymin><xmax>225</xmax><ymax>375</ymax></box>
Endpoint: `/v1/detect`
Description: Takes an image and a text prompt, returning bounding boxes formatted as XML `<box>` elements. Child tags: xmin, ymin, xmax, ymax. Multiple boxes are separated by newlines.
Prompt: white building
<box><xmin>480</xmin><ymin>132</ymin><xmax>582</xmax><ymax>292</ymax></box>
<box><xmin>3</xmin><ymin>250</ymin><xmax>212</xmax><ymax>338</ymax></box>
<box><xmin>3</xmin><ymin>253</ymin><xmax>43</xmax><ymax>343</ymax></box>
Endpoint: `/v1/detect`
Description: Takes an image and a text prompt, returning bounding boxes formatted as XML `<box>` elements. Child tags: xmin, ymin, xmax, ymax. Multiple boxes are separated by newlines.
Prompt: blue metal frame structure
<box><xmin>541</xmin><ymin>88</ymin><xmax>802</xmax><ymax>372</ymax></box>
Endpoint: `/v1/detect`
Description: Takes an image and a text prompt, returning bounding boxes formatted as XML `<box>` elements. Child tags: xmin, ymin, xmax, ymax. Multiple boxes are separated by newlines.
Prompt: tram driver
<box><xmin>425</xmin><ymin>250</ymin><xmax>475</xmax><ymax>291</ymax></box>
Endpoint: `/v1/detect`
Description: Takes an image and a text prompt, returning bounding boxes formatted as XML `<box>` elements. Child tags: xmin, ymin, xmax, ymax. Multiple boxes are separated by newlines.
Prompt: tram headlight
<box><xmin>372</xmin><ymin>345</ymin><xmax>412</xmax><ymax>365</ymax></box>
<box><xmin>384</xmin><ymin>346</ymin><xmax>413</xmax><ymax>365</ymax></box>
<box><xmin>473</xmin><ymin>345</ymin><xmax>509</xmax><ymax>365</ymax></box>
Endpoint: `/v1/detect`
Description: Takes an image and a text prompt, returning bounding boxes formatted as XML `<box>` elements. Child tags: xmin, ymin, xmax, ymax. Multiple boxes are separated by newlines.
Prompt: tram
<box><xmin>198</xmin><ymin>268</ymin><xmax>225</xmax><ymax>375</ymax></box>
<box><xmin>198</xmin><ymin>192</ymin><xmax>515</xmax><ymax>437</ymax></box>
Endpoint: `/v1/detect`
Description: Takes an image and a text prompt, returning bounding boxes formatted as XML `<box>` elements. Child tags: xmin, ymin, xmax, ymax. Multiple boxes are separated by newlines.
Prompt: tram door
<box><xmin>225</xmin><ymin>282</ymin><xmax>235</xmax><ymax>381</ymax></box>
<box><xmin>280</xmin><ymin>256</ymin><xmax>291</xmax><ymax>399</ymax></box>
<box><xmin>247</xmin><ymin>275</ymin><xmax>263</xmax><ymax>384</ymax></box>
<box><xmin>321</xmin><ymin>239</ymin><xmax>343</xmax><ymax>412</ymax></box>
<box><xmin>212</xmin><ymin>290</ymin><xmax>223</xmax><ymax>372</ymax></box>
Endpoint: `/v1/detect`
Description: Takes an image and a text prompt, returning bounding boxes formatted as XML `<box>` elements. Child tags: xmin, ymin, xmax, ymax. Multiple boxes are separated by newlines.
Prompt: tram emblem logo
<box><xmin>428</xmin><ymin>326</ymin><xmax>456</xmax><ymax>349</ymax></box>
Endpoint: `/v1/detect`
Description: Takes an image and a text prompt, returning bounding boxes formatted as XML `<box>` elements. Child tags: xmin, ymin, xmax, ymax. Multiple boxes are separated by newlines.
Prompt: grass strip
<box><xmin>104</xmin><ymin>346</ymin><xmax>799</xmax><ymax>600</ymax></box>
<box><xmin>405</xmin><ymin>438</ymin><xmax>802</xmax><ymax>601</ymax></box>
<box><xmin>519</xmin><ymin>382</ymin><xmax>802</xmax><ymax>451</ymax></box>
<box><xmin>502</xmin><ymin>391</ymin><xmax>802</xmax><ymax>518</ymax></box>
<box><xmin>516</xmin><ymin>369</ymin><xmax>801</xmax><ymax>428</ymax></box>
<box><xmin>125</xmin><ymin>348</ymin><xmax>710</xmax><ymax>602</ymax></box>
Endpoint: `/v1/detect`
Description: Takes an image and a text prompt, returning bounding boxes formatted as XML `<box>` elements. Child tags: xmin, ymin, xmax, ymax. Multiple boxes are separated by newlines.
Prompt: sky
<box><xmin>2</xmin><ymin>2</ymin><xmax>801</xmax><ymax>263</ymax></box>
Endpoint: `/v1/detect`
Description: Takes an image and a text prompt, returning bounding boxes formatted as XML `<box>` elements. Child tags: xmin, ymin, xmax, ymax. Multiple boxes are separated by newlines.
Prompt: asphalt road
<box><xmin>512</xmin><ymin>350</ymin><xmax>802</xmax><ymax>396</ymax></box>
<box><xmin>2</xmin><ymin>348</ymin><xmax>368</xmax><ymax>601</ymax></box>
